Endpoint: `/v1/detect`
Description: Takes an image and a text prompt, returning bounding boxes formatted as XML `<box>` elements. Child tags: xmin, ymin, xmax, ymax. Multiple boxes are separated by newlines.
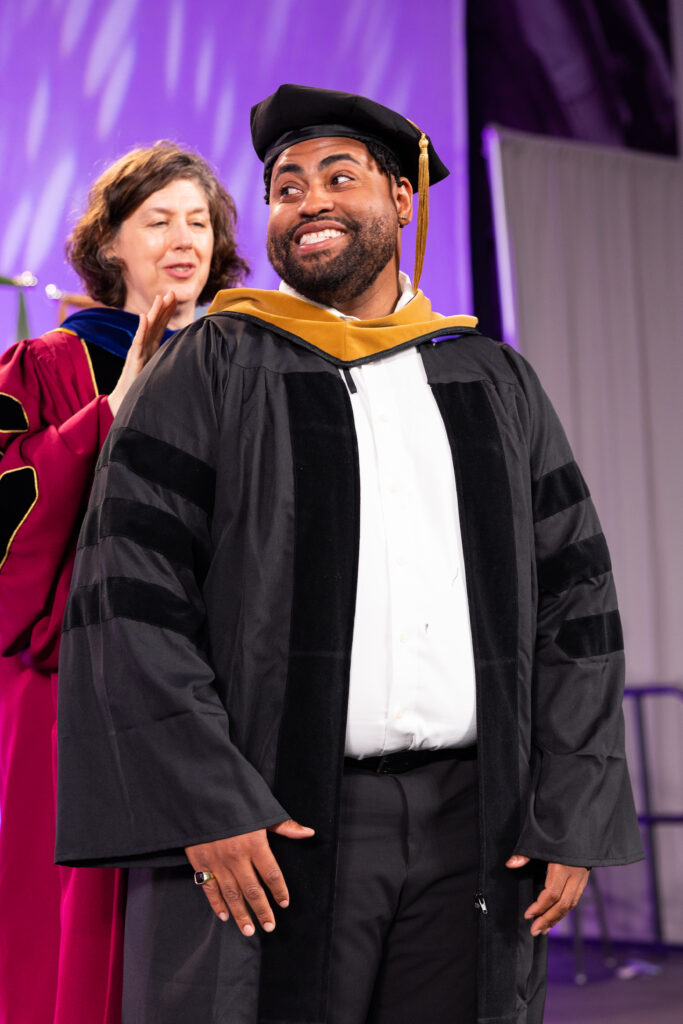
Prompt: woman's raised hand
<box><xmin>108</xmin><ymin>291</ymin><xmax>178</xmax><ymax>416</ymax></box>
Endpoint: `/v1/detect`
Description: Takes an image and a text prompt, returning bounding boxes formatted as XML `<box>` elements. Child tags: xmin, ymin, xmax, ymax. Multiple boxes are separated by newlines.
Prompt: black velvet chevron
<box><xmin>0</xmin><ymin>393</ymin><xmax>29</xmax><ymax>432</ymax></box>
<box><xmin>537</xmin><ymin>533</ymin><xmax>611</xmax><ymax>594</ymax></box>
<box><xmin>556</xmin><ymin>610</ymin><xmax>623</xmax><ymax>658</ymax></box>
<box><xmin>0</xmin><ymin>466</ymin><xmax>36</xmax><ymax>565</ymax></box>
<box><xmin>64</xmin><ymin>577</ymin><xmax>205</xmax><ymax>642</ymax></box>
<box><xmin>79</xmin><ymin>497</ymin><xmax>211</xmax><ymax>583</ymax></box>
<box><xmin>108</xmin><ymin>428</ymin><xmax>215</xmax><ymax>515</ymax></box>
<box><xmin>259</xmin><ymin>371</ymin><xmax>360</xmax><ymax>1024</ymax></box>
<box><xmin>430</xmin><ymin>380</ymin><xmax>520</xmax><ymax>1021</ymax></box>
<box><xmin>533</xmin><ymin>461</ymin><xmax>589</xmax><ymax>521</ymax></box>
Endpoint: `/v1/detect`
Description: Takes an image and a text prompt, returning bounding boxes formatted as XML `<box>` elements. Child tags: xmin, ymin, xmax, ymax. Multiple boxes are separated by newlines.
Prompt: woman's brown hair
<box><xmin>67</xmin><ymin>142</ymin><xmax>249</xmax><ymax>307</ymax></box>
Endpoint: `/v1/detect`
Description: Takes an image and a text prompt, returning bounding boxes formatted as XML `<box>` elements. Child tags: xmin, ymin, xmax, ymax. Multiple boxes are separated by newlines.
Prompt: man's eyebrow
<box><xmin>273</xmin><ymin>162</ymin><xmax>304</xmax><ymax>181</ymax></box>
<box><xmin>273</xmin><ymin>153</ymin><xmax>363</xmax><ymax>182</ymax></box>
<box><xmin>318</xmin><ymin>153</ymin><xmax>362</xmax><ymax>170</ymax></box>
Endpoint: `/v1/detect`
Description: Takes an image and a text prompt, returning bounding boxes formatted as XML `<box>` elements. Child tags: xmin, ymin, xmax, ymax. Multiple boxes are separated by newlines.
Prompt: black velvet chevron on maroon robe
<box><xmin>56</xmin><ymin>309</ymin><xmax>643</xmax><ymax>1024</ymax></box>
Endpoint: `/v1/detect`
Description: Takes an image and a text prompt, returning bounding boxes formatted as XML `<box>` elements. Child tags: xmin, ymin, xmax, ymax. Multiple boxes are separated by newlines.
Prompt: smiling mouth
<box><xmin>297</xmin><ymin>228</ymin><xmax>345</xmax><ymax>247</ymax></box>
<box><xmin>164</xmin><ymin>264</ymin><xmax>196</xmax><ymax>275</ymax></box>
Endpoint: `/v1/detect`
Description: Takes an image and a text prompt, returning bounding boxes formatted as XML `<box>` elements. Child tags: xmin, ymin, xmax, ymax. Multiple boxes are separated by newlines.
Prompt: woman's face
<box><xmin>109</xmin><ymin>177</ymin><xmax>214</xmax><ymax>324</ymax></box>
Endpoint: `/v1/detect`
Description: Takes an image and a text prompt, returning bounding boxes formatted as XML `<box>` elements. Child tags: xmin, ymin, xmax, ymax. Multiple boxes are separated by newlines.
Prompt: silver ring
<box><xmin>193</xmin><ymin>870</ymin><xmax>215</xmax><ymax>886</ymax></box>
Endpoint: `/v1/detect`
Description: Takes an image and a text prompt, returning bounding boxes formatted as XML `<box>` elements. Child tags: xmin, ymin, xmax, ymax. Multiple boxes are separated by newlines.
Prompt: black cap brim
<box><xmin>250</xmin><ymin>84</ymin><xmax>449</xmax><ymax>192</ymax></box>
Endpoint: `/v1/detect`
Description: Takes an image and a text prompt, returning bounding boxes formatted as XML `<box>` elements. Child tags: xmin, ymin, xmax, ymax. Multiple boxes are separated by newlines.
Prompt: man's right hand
<box><xmin>185</xmin><ymin>818</ymin><xmax>315</xmax><ymax>935</ymax></box>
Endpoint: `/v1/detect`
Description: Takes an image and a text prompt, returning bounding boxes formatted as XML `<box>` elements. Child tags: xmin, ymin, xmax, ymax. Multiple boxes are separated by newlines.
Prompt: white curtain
<box><xmin>486</xmin><ymin>127</ymin><xmax>683</xmax><ymax>943</ymax></box>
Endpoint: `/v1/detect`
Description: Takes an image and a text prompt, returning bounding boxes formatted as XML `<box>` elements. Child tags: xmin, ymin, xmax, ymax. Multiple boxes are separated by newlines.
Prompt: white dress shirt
<box><xmin>280</xmin><ymin>275</ymin><xmax>477</xmax><ymax>757</ymax></box>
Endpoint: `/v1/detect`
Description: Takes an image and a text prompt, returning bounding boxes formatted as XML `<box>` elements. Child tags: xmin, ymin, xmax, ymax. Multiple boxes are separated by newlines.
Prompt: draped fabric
<box><xmin>0</xmin><ymin>313</ymin><xmax>140</xmax><ymax>1023</ymax></box>
<box><xmin>466</xmin><ymin>0</ymin><xmax>677</xmax><ymax>339</ymax></box>
<box><xmin>486</xmin><ymin>126</ymin><xmax>683</xmax><ymax>943</ymax></box>
<box><xmin>57</xmin><ymin>308</ymin><xmax>641</xmax><ymax>1022</ymax></box>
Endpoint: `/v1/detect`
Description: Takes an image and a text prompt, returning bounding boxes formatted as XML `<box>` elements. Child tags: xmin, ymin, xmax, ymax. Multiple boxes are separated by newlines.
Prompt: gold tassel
<box><xmin>412</xmin><ymin>131</ymin><xmax>430</xmax><ymax>292</ymax></box>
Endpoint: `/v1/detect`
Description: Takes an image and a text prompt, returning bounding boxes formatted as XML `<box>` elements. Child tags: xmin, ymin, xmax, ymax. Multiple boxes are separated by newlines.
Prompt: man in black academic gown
<box><xmin>57</xmin><ymin>85</ymin><xmax>643</xmax><ymax>1024</ymax></box>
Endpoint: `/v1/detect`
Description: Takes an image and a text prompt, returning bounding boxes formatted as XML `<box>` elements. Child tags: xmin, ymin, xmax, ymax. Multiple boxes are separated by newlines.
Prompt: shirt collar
<box><xmin>278</xmin><ymin>271</ymin><xmax>415</xmax><ymax>322</ymax></box>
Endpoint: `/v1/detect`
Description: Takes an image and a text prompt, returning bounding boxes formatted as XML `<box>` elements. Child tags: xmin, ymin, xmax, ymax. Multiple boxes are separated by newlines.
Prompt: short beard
<box><xmin>267</xmin><ymin>212</ymin><xmax>398</xmax><ymax>308</ymax></box>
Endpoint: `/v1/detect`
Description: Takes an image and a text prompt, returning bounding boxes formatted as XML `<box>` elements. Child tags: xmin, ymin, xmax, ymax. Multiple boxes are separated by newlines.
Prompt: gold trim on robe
<box><xmin>0</xmin><ymin>465</ymin><xmax>38</xmax><ymax>570</ymax></box>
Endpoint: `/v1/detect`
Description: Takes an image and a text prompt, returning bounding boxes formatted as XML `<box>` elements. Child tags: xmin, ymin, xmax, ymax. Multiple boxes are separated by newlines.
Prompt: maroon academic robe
<box><xmin>0</xmin><ymin>323</ymin><xmax>125</xmax><ymax>1024</ymax></box>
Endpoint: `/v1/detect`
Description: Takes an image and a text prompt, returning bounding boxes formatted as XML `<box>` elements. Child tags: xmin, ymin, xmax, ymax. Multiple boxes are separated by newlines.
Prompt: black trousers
<box><xmin>327</xmin><ymin>756</ymin><xmax>479</xmax><ymax>1024</ymax></box>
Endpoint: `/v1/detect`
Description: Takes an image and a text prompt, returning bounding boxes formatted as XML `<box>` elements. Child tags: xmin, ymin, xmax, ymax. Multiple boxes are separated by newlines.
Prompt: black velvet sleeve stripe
<box><xmin>0</xmin><ymin>393</ymin><xmax>29</xmax><ymax>432</ymax></box>
<box><xmin>0</xmin><ymin>466</ymin><xmax>37</xmax><ymax>569</ymax></box>
<box><xmin>537</xmin><ymin>534</ymin><xmax>611</xmax><ymax>594</ymax></box>
<box><xmin>108</xmin><ymin>429</ymin><xmax>215</xmax><ymax>516</ymax></box>
<box><xmin>555</xmin><ymin>610</ymin><xmax>623</xmax><ymax>659</ymax></box>
<box><xmin>533</xmin><ymin>461</ymin><xmax>589</xmax><ymax>522</ymax></box>
<box><xmin>64</xmin><ymin>576</ymin><xmax>204</xmax><ymax>642</ymax></box>
<box><xmin>79</xmin><ymin>498</ymin><xmax>210</xmax><ymax>583</ymax></box>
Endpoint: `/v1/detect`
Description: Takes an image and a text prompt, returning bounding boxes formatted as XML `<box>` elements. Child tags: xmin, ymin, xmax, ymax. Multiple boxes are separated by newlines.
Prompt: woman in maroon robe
<box><xmin>0</xmin><ymin>142</ymin><xmax>248</xmax><ymax>1024</ymax></box>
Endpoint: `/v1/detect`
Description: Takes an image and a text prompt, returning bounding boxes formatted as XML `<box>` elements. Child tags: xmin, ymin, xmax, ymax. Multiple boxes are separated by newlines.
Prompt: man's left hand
<box><xmin>506</xmin><ymin>855</ymin><xmax>590</xmax><ymax>936</ymax></box>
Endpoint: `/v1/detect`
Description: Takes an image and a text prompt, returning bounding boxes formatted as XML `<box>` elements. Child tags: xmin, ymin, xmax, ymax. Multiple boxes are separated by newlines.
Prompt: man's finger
<box><xmin>217</xmin><ymin>870</ymin><xmax>258</xmax><ymax>937</ymax></box>
<box><xmin>253</xmin><ymin>847</ymin><xmax>290</xmax><ymax>908</ymax></box>
<box><xmin>268</xmin><ymin>817</ymin><xmax>315</xmax><ymax>839</ymax></box>
<box><xmin>527</xmin><ymin>887</ymin><xmax>569</xmax><ymax>935</ymax></box>
<box><xmin>525</xmin><ymin>865</ymin><xmax>589</xmax><ymax>936</ymax></box>
<box><xmin>524</xmin><ymin>864</ymin><xmax>587</xmax><ymax>917</ymax></box>
<box><xmin>525</xmin><ymin>880</ymin><xmax>565</xmax><ymax>920</ymax></box>
<box><xmin>196</xmin><ymin>876</ymin><xmax>230</xmax><ymax>923</ymax></box>
<box><xmin>232</xmin><ymin>865</ymin><xmax>277</xmax><ymax>933</ymax></box>
<box><xmin>506</xmin><ymin>854</ymin><xmax>530</xmax><ymax>869</ymax></box>
<box><xmin>530</xmin><ymin>888</ymin><xmax>580</xmax><ymax>936</ymax></box>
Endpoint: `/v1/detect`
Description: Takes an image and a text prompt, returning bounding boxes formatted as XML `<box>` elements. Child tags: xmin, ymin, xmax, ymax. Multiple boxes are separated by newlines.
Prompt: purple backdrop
<box><xmin>0</xmin><ymin>0</ymin><xmax>470</xmax><ymax>348</ymax></box>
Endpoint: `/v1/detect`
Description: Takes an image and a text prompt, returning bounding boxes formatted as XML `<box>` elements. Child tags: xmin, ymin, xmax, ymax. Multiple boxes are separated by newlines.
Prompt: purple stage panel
<box><xmin>0</xmin><ymin>0</ymin><xmax>470</xmax><ymax>348</ymax></box>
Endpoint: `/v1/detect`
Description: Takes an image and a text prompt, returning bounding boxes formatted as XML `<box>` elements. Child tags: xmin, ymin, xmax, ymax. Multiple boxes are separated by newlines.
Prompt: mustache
<box><xmin>285</xmin><ymin>215</ymin><xmax>358</xmax><ymax>244</ymax></box>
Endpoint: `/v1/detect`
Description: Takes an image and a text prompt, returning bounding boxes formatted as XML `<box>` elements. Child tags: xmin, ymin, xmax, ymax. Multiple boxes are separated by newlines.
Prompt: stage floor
<box><xmin>545</xmin><ymin>940</ymin><xmax>683</xmax><ymax>1024</ymax></box>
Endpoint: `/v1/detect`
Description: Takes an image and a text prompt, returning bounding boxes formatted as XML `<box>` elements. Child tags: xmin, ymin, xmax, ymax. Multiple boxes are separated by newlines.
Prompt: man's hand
<box><xmin>506</xmin><ymin>855</ymin><xmax>590</xmax><ymax>936</ymax></box>
<box><xmin>185</xmin><ymin>818</ymin><xmax>315</xmax><ymax>936</ymax></box>
<box><xmin>108</xmin><ymin>291</ymin><xmax>177</xmax><ymax>416</ymax></box>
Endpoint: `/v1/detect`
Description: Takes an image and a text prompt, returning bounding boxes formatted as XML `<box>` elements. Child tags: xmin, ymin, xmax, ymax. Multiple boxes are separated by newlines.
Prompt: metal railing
<box><xmin>624</xmin><ymin>684</ymin><xmax>683</xmax><ymax>943</ymax></box>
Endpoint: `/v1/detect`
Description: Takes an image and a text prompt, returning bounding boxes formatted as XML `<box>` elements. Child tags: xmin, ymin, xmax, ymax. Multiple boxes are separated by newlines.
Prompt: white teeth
<box><xmin>298</xmin><ymin>229</ymin><xmax>344</xmax><ymax>245</ymax></box>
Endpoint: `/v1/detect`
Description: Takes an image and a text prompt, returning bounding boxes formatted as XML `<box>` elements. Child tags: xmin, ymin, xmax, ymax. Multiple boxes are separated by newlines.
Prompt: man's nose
<box><xmin>298</xmin><ymin>182</ymin><xmax>334</xmax><ymax>216</ymax></box>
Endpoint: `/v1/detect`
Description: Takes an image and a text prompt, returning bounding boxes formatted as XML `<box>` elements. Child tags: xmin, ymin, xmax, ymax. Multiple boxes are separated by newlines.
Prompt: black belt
<box><xmin>343</xmin><ymin>745</ymin><xmax>476</xmax><ymax>775</ymax></box>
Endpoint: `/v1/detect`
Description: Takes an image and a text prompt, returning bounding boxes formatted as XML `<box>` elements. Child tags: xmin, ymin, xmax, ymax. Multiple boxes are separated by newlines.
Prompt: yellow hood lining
<box><xmin>208</xmin><ymin>289</ymin><xmax>478</xmax><ymax>365</ymax></box>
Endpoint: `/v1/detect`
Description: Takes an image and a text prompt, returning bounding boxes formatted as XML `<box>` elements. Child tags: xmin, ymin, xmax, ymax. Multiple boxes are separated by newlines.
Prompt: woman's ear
<box><xmin>103</xmin><ymin>236</ymin><xmax>118</xmax><ymax>260</ymax></box>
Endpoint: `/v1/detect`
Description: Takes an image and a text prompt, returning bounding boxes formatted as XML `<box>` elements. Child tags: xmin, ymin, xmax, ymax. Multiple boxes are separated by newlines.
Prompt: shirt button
<box><xmin>379</xmin><ymin>413</ymin><xmax>390</xmax><ymax>424</ymax></box>
<box><xmin>395</xmin><ymin>709</ymin><xmax>404</xmax><ymax>720</ymax></box>
<box><xmin>396</xmin><ymin>554</ymin><xmax>407</xmax><ymax>566</ymax></box>
<box><xmin>389</xmin><ymin>483</ymin><xmax>400</xmax><ymax>494</ymax></box>
<box><xmin>399</xmin><ymin>632</ymin><xmax>409</xmax><ymax>644</ymax></box>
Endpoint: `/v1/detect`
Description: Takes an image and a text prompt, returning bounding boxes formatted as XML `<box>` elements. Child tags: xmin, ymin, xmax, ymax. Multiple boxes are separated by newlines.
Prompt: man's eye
<box><xmin>150</xmin><ymin>221</ymin><xmax>168</xmax><ymax>227</ymax></box>
<box><xmin>331</xmin><ymin>173</ymin><xmax>353</xmax><ymax>185</ymax></box>
<box><xmin>279</xmin><ymin>184</ymin><xmax>301</xmax><ymax>197</ymax></box>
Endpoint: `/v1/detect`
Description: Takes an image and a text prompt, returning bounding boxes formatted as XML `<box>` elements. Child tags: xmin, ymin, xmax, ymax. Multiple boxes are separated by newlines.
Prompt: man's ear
<box><xmin>395</xmin><ymin>177</ymin><xmax>413</xmax><ymax>228</ymax></box>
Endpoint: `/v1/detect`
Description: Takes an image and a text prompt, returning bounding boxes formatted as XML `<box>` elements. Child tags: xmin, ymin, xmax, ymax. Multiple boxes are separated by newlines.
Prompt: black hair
<box><xmin>263</xmin><ymin>138</ymin><xmax>403</xmax><ymax>203</ymax></box>
<box><xmin>364</xmin><ymin>140</ymin><xmax>403</xmax><ymax>188</ymax></box>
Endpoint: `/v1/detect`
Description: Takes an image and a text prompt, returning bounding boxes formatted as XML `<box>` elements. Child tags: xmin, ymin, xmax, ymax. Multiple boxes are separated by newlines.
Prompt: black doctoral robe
<box><xmin>56</xmin><ymin>289</ymin><xmax>643</xmax><ymax>1024</ymax></box>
